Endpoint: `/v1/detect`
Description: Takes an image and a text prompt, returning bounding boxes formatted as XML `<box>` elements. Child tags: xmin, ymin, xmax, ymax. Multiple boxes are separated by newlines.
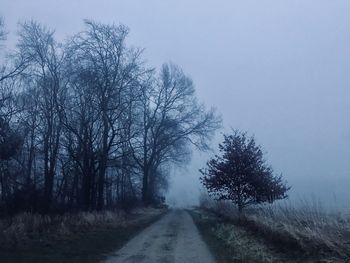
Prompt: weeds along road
<box><xmin>105</xmin><ymin>209</ymin><xmax>216</xmax><ymax>263</ymax></box>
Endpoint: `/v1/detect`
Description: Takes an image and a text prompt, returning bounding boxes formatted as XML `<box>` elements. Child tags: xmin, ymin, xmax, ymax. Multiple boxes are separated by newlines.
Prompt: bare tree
<box><xmin>130</xmin><ymin>63</ymin><xmax>221</xmax><ymax>205</ymax></box>
<box><xmin>64</xmin><ymin>20</ymin><xmax>145</xmax><ymax>210</ymax></box>
<box><xmin>0</xmin><ymin>17</ymin><xmax>25</xmax><ymax>204</ymax></box>
<box><xmin>0</xmin><ymin>17</ymin><xmax>28</xmax><ymax>85</ymax></box>
<box><xmin>17</xmin><ymin>21</ymin><xmax>66</xmax><ymax>211</ymax></box>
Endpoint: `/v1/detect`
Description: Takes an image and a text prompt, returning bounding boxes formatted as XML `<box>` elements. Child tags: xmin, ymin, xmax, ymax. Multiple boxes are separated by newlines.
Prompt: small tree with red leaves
<box><xmin>200</xmin><ymin>130</ymin><xmax>290</xmax><ymax>213</ymax></box>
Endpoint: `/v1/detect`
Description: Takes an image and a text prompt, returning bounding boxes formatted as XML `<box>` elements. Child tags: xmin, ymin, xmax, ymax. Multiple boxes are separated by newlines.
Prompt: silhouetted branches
<box><xmin>201</xmin><ymin>130</ymin><xmax>289</xmax><ymax>213</ymax></box>
<box><xmin>0</xmin><ymin>18</ymin><xmax>221</xmax><ymax>214</ymax></box>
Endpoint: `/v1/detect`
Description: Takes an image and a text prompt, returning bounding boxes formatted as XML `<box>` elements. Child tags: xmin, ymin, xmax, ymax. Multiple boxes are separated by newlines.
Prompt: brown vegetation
<box><xmin>199</xmin><ymin>194</ymin><xmax>350</xmax><ymax>262</ymax></box>
<box><xmin>0</xmin><ymin>208</ymin><xmax>163</xmax><ymax>250</ymax></box>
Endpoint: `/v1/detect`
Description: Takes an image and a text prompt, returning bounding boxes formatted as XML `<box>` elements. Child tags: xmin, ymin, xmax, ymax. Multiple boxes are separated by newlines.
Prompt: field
<box><xmin>192</xmin><ymin>196</ymin><xmax>350</xmax><ymax>263</ymax></box>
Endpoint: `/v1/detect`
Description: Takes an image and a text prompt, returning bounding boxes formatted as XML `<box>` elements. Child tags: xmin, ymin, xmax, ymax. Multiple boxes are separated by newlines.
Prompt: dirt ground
<box><xmin>105</xmin><ymin>209</ymin><xmax>216</xmax><ymax>263</ymax></box>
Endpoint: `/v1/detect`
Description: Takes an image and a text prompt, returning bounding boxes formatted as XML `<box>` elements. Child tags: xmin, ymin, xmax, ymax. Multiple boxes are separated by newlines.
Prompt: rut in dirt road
<box><xmin>105</xmin><ymin>210</ymin><xmax>216</xmax><ymax>263</ymax></box>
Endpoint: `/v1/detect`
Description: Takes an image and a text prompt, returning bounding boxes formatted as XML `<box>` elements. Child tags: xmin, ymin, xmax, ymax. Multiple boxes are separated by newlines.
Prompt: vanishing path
<box><xmin>105</xmin><ymin>209</ymin><xmax>216</xmax><ymax>263</ymax></box>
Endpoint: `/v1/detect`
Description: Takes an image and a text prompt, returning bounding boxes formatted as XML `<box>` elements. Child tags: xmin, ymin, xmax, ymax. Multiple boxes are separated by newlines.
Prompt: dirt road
<box><xmin>105</xmin><ymin>209</ymin><xmax>216</xmax><ymax>263</ymax></box>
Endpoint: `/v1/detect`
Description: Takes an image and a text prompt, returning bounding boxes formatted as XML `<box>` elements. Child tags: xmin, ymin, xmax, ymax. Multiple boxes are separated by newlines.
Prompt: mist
<box><xmin>2</xmin><ymin>0</ymin><xmax>349</xmax><ymax>209</ymax></box>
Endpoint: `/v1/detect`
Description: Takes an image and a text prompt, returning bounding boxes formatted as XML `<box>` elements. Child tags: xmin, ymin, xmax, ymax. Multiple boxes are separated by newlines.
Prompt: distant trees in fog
<box><xmin>0</xmin><ymin>18</ymin><xmax>221</xmax><ymax>213</ymax></box>
<box><xmin>200</xmin><ymin>130</ymin><xmax>289</xmax><ymax>213</ymax></box>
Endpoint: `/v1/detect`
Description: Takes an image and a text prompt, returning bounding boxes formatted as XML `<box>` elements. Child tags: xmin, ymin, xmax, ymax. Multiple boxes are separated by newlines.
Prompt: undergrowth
<box><xmin>0</xmin><ymin>208</ymin><xmax>165</xmax><ymax>263</ymax></box>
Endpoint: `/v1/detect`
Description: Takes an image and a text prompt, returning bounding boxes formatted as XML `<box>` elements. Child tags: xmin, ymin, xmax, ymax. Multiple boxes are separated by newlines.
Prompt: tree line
<box><xmin>0</xmin><ymin>18</ymin><xmax>221</xmax><ymax>214</ymax></box>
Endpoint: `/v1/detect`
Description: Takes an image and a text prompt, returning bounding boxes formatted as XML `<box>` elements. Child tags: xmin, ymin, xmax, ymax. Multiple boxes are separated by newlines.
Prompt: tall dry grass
<box><xmin>0</xmin><ymin>208</ymin><xmax>161</xmax><ymax>249</ymax></box>
<box><xmin>199</xmin><ymin>193</ymin><xmax>350</xmax><ymax>260</ymax></box>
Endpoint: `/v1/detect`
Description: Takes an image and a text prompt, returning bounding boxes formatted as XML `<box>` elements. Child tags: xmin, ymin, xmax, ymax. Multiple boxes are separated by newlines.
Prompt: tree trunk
<box><xmin>238</xmin><ymin>203</ymin><xmax>243</xmax><ymax>214</ymax></box>
<box><xmin>142</xmin><ymin>167</ymin><xmax>149</xmax><ymax>205</ymax></box>
<box><xmin>97</xmin><ymin>160</ymin><xmax>106</xmax><ymax>210</ymax></box>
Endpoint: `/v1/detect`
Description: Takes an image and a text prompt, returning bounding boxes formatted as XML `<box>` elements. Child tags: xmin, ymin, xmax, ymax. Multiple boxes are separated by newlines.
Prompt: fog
<box><xmin>2</xmin><ymin>0</ymin><xmax>349</xmax><ymax>208</ymax></box>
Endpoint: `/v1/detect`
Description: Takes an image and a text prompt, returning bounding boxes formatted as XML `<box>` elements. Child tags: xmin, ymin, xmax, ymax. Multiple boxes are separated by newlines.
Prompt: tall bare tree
<box><xmin>64</xmin><ymin>20</ymin><xmax>145</xmax><ymax>209</ymax></box>
<box><xmin>17</xmin><ymin>21</ymin><xmax>66</xmax><ymax>211</ymax></box>
<box><xmin>130</xmin><ymin>63</ymin><xmax>221</xmax><ymax>204</ymax></box>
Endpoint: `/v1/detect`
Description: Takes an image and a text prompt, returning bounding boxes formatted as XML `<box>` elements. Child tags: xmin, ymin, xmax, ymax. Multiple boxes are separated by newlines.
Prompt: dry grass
<box><xmin>191</xmin><ymin>209</ymin><xmax>297</xmax><ymax>263</ymax></box>
<box><xmin>199</xmin><ymin>194</ymin><xmax>350</xmax><ymax>261</ymax></box>
<box><xmin>0</xmin><ymin>208</ymin><xmax>162</xmax><ymax>249</ymax></box>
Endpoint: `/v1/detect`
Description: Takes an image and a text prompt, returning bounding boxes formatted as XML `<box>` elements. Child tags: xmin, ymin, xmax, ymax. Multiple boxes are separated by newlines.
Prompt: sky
<box><xmin>1</xmin><ymin>0</ymin><xmax>350</xmax><ymax>208</ymax></box>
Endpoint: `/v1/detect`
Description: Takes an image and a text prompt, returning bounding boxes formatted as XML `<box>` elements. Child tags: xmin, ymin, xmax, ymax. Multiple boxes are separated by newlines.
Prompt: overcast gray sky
<box><xmin>2</xmin><ymin>0</ymin><xmax>350</xmax><ymax>208</ymax></box>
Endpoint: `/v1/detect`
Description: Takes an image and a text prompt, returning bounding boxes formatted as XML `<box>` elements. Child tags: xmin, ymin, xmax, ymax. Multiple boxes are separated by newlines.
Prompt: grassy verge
<box><xmin>0</xmin><ymin>209</ymin><xmax>166</xmax><ymax>263</ymax></box>
<box><xmin>189</xmin><ymin>209</ymin><xmax>328</xmax><ymax>263</ymax></box>
<box><xmin>198</xmin><ymin>194</ymin><xmax>350</xmax><ymax>262</ymax></box>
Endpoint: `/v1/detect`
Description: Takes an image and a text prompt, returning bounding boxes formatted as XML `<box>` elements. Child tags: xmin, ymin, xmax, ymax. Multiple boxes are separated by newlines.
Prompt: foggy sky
<box><xmin>1</xmin><ymin>0</ymin><xmax>350</xmax><ymax>207</ymax></box>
